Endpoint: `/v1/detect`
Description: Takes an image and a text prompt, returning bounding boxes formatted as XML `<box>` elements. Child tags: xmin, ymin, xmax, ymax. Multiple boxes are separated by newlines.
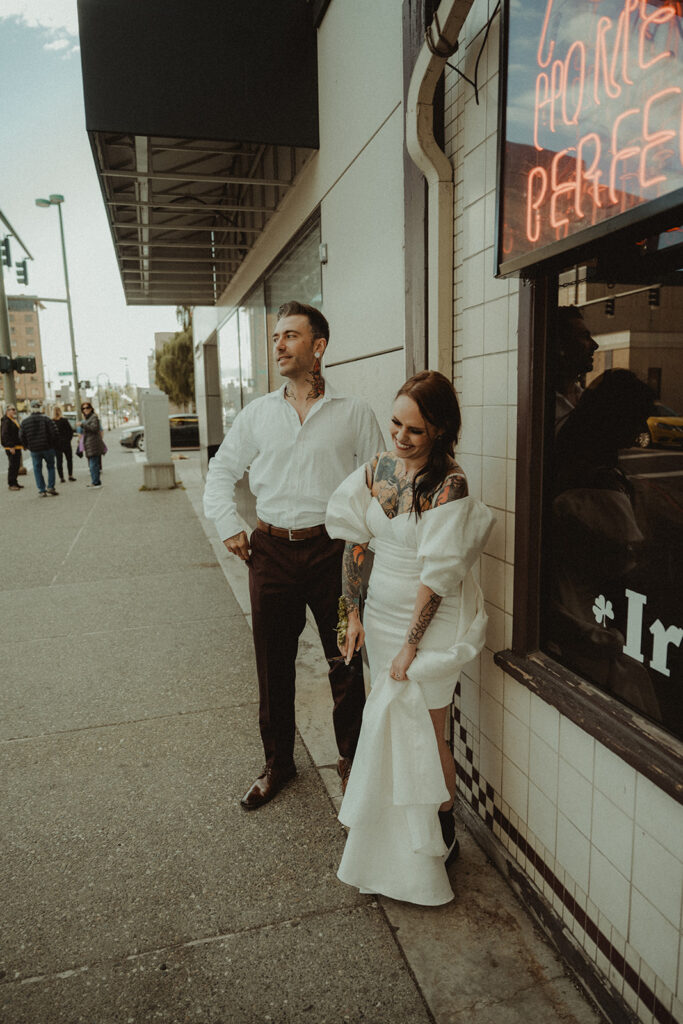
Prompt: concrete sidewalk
<box><xmin>0</xmin><ymin>441</ymin><xmax>604</xmax><ymax>1023</ymax></box>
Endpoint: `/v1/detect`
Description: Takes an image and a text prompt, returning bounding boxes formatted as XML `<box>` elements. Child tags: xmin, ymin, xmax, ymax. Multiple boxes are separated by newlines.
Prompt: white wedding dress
<box><xmin>326</xmin><ymin>465</ymin><xmax>494</xmax><ymax>905</ymax></box>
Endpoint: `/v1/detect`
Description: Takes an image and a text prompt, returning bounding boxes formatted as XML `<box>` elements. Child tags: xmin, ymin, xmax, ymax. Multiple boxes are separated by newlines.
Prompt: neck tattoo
<box><xmin>305</xmin><ymin>364</ymin><xmax>324</xmax><ymax>401</ymax></box>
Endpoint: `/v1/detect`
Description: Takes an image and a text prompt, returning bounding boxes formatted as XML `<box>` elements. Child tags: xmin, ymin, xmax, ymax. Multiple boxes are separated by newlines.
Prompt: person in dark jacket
<box><xmin>52</xmin><ymin>406</ymin><xmax>75</xmax><ymax>483</ymax></box>
<box><xmin>1</xmin><ymin>404</ymin><xmax>23</xmax><ymax>491</ymax></box>
<box><xmin>79</xmin><ymin>402</ymin><xmax>106</xmax><ymax>487</ymax></box>
<box><xmin>19</xmin><ymin>400</ymin><xmax>60</xmax><ymax>496</ymax></box>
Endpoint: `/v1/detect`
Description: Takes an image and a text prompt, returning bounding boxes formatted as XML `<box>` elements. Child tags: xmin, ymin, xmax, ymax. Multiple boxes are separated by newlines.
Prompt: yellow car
<box><xmin>641</xmin><ymin>402</ymin><xmax>683</xmax><ymax>448</ymax></box>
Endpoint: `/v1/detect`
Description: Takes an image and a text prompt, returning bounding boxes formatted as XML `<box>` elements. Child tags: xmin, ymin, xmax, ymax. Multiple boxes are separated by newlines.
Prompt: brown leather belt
<box><xmin>256</xmin><ymin>518</ymin><xmax>327</xmax><ymax>542</ymax></box>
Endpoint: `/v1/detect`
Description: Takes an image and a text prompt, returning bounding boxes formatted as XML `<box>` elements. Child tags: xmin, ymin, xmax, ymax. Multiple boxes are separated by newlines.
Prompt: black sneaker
<box><xmin>47</xmin><ymin>488</ymin><xmax>59</xmax><ymax>496</ymax></box>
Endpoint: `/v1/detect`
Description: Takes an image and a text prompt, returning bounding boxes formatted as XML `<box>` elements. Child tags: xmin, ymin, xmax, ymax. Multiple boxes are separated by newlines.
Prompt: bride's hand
<box><xmin>340</xmin><ymin>606</ymin><xmax>365</xmax><ymax>664</ymax></box>
<box><xmin>389</xmin><ymin>644</ymin><xmax>416</xmax><ymax>681</ymax></box>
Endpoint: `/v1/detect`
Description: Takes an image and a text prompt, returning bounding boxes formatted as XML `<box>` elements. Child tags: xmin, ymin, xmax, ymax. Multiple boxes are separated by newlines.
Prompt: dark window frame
<box><xmin>495</xmin><ymin>271</ymin><xmax>683</xmax><ymax>806</ymax></box>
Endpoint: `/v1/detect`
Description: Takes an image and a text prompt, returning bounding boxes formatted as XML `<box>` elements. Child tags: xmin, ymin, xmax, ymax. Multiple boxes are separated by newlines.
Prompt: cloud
<box><xmin>43</xmin><ymin>38</ymin><xmax>71</xmax><ymax>51</ymax></box>
<box><xmin>0</xmin><ymin>0</ymin><xmax>79</xmax><ymax>38</ymax></box>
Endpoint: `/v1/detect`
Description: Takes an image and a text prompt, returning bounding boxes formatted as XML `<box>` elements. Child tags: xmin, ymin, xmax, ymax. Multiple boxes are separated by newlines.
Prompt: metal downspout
<box><xmin>406</xmin><ymin>0</ymin><xmax>474</xmax><ymax>374</ymax></box>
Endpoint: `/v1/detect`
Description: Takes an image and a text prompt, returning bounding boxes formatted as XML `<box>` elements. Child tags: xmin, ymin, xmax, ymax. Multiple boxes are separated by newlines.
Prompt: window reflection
<box><xmin>544</xmin><ymin>257</ymin><xmax>683</xmax><ymax>739</ymax></box>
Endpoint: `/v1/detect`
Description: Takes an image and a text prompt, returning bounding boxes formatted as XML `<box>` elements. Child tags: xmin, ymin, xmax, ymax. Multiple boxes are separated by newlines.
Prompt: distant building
<box><xmin>1</xmin><ymin>296</ymin><xmax>46</xmax><ymax>408</ymax></box>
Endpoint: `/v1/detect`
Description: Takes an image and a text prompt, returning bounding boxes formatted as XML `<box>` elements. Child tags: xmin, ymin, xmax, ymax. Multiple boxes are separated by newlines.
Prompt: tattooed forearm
<box><xmin>406</xmin><ymin>592</ymin><xmax>442</xmax><ymax>646</ymax></box>
<box><xmin>342</xmin><ymin>542</ymin><xmax>367</xmax><ymax>608</ymax></box>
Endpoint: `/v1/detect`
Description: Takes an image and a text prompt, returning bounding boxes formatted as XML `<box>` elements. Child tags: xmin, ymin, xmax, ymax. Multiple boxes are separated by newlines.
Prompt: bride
<box><xmin>326</xmin><ymin>371</ymin><xmax>493</xmax><ymax>905</ymax></box>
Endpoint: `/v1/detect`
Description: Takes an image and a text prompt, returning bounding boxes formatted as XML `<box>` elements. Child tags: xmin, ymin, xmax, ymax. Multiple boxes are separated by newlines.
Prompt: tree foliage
<box><xmin>155</xmin><ymin>312</ymin><xmax>195</xmax><ymax>408</ymax></box>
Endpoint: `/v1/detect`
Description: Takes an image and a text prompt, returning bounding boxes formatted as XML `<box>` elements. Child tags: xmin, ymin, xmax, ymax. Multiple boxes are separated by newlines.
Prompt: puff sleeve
<box><xmin>325</xmin><ymin>464</ymin><xmax>373</xmax><ymax>545</ymax></box>
<box><xmin>416</xmin><ymin>496</ymin><xmax>495</xmax><ymax>595</ymax></box>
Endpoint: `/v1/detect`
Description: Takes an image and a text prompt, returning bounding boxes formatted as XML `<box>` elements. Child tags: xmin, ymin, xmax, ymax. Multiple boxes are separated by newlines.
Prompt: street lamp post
<box><xmin>35</xmin><ymin>195</ymin><xmax>81</xmax><ymax>413</ymax></box>
<box><xmin>96</xmin><ymin>371</ymin><xmax>112</xmax><ymax>429</ymax></box>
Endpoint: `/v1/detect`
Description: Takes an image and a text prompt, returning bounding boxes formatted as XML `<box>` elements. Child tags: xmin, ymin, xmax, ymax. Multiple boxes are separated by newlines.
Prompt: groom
<box><xmin>203</xmin><ymin>300</ymin><xmax>383</xmax><ymax>808</ymax></box>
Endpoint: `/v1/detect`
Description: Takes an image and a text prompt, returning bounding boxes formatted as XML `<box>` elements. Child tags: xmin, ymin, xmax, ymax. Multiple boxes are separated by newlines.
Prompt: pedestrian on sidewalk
<box><xmin>19</xmin><ymin>400</ymin><xmax>60</xmax><ymax>497</ymax></box>
<box><xmin>204</xmin><ymin>300</ymin><xmax>384</xmax><ymax>810</ymax></box>
<box><xmin>1</xmin><ymin>404</ymin><xmax>24</xmax><ymax>491</ymax></box>
<box><xmin>52</xmin><ymin>406</ymin><xmax>76</xmax><ymax>483</ymax></box>
<box><xmin>79</xmin><ymin>402</ymin><xmax>106</xmax><ymax>487</ymax></box>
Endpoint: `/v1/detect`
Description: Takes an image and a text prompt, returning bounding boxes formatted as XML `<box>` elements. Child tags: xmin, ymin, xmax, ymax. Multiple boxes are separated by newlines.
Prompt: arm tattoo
<box><xmin>431</xmin><ymin>471</ymin><xmax>468</xmax><ymax>507</ymax></box>
<box><xmin>407</xmin><ymin>593</ymin><xmax>442</xmax><ymax>646</ymax></box>
<box><xmin>342</xmin><ymin>542</ymin><xmax>367</xmax><ymax>608</ymax></box>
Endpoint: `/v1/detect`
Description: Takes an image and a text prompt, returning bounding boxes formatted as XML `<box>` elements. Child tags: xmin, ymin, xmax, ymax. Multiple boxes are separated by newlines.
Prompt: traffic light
<box><xmin>79</xmin><ymin>379</ymin><xmax>91</xmax><ymax>389</ymax></box>
<box><xmin>1</xmin><ymin>237</ymin><xmax>11</xmax><ymax>267</ymax></box>
<box><xmin>0</xmin><ymin>354</ymin><xmax>11</xmax><ymax>373</ymax></box>
<box><xmin>12</xmin><ymin>355</ymin><xmax>36</xmax><ymax>373</ymax></box>
<box><xmin>15</xmin><ymin>259</ymin><xmax>28</xmax><ymax>285</ymax></box>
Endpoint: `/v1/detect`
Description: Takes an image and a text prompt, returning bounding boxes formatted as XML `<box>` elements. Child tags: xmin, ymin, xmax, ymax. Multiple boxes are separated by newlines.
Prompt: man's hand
<box><xmin>223</xmin><ymin>530</ymin><xmax>250</xmax><ymax>562</ymax></box>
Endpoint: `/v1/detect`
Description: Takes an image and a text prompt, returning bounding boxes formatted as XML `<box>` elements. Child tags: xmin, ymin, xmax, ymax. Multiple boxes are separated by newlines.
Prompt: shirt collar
<box><xmin>275</xmin><ymin>378</ymin><xmax>341</xmax><ymax>403</ymax></box>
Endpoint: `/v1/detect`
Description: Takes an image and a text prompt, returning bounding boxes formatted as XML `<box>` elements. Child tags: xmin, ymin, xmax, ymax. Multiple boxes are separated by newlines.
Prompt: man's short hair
<box><xmin>277</xmin><ymin>301</ymin><xmax>329</xmax><ymax>343</ymax></box>
<box><xmin>30</xmin><ymin>399</ymin><xmax>42</xmax><ymax>410</ymax></box>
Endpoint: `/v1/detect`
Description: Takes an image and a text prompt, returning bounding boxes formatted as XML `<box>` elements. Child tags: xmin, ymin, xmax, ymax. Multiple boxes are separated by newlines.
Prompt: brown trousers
<box><xmin>248</xmin><ymin>527</ymin><xmax>365</xmax><ymax>770</ymax></box>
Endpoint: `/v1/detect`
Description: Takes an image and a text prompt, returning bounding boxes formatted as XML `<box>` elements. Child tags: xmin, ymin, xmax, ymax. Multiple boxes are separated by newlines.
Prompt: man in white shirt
<box><xmin>204</xmin><ymin>301</ymin><xmax>384</xmax><ymax>809</ymax></box>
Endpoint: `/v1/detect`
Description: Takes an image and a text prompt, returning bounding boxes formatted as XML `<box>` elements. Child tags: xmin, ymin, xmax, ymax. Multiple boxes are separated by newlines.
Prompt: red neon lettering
<box><xmin>640</xmin><ymin>86</ymin><xmax>681</xmax><ymax>189</ymax></box>
<box><xmin>638</xmin><ymin>2</ymin><xmax>676</xmax><ymax>70</ymax></box>
<box><xmin>611</xmin><ymin>0</ymin><xmax>638</xmax><ymax>87</ymax></box>
<box><xmin>537</xmin><ymin>0</ymin><xmax>556</xmax><ymax>68</ymax></box>
<box><xmin>594</xmin><ymin>16</ymin><xmax>621</xmax><ymax>105</ymax></box>
<box><xmin>534</xmin><ymin>72</ymin><xmax>550</xmax><ymax>150</ymax></box>
<box><xmin>609</xmin><ymin>107</ymin><xmax>642</xmax><ymax>204</ymax></box>
<box><xmin>549</xmin><ymin>149</ymin><xmax>575</xmax><ymax>230</ymax></box>
<box><xmin>526</xmin><ymin>167</ymin><xmax>548</xmax><ymax>243</ymax></box>
<box><xmin>563</xmin><ymin>40</ymin><xmax>586</xmax><ymax>125</ymax></box>
<box><xmin>574</xmin><ymin>133</ymin><xmax>603</xmax><ymax>218</ymax></box>
<box><xmin>550</xmin><ymin>58</ymin><xmax>565</xmax><ymax>133</ymax></box>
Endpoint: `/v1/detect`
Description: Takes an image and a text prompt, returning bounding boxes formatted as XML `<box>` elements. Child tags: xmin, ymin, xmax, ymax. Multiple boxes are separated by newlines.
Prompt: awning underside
<box><xmin>92</xmin><ymin>132</ymin><xmax>314</xmax><ymax>306</ymax></box>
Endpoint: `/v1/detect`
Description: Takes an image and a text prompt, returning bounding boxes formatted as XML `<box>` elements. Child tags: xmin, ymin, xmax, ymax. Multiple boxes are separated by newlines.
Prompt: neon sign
<box><xmin>498</xmin><ymin>0</ymin><xmax>683</xmax><ymax>275</ymax></box>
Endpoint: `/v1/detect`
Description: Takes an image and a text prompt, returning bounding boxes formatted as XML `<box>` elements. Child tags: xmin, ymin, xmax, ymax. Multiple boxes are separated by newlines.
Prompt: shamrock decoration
<box><xmin>592</xmin><ymin>594</ymin><xmax>615</xmax><ymax>626</ymax></box>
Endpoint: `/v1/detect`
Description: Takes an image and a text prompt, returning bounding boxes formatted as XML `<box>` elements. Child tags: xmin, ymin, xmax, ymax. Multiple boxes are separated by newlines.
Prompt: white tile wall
<box><xmin>482</xmin><ymin>404</ymin><xmax>507</xmax><ymax>458</ymax></box>
<box><xmin>557</xmin><ymin>757</ymin><xmax>593</xmax><ymax>838</ymax></box>
<box><xmin>529</xmin><ymin>782</ymin><xmax>557</xmax><ymax>855</ymax></box>
<box><xmin>594</xmin><ymin>741</ymin><xmax>636</xmax><ymax>818</ymax></box>
<box><xmin>449</xmin><ymin>7</ymin><xmax>683</xmax><ymax>1018</ymax></box>
<box><xmin>632</xmin><ymin>829</ymin><xmax>683</xmax><ymax>928</ymax></box>
<box><xmin>503</xmin><ymin>674</ymin><xmax>530</xmax><ymax>724</ymax></box>
<box><xmin>529</xmin><ymin>732</ymin><xmax>559</xmax><ymax>802</ymax></box>
<box><xmin>592</xmin><ymin>791</ymin><xmax>634</xmax><ymax>879</ymax></box>
<box><xmin>503</xmin><ymin>711</ymin><xmax>530</xmax><ymax>774</ymax></box>
<box><xmin>530</xmin><ymin>694</ymin><xmax>560</xmax><ymax>751</ymax></box>
<box><xmin>559</xmin><ymin>716</ymin><xmax>595</xmax><ymax>782</ymax></box>
<box><xmin>502</xmin><ymin>755</ymin><xmax>528</xmax><ymax>820</ymax></box>
<box><xmin>630</xmin><ymin>889</ymin><xmax>679</xmax><ymax>991</ymax></box>
<box><xmin>557</xmin><ymin>812</ymin><xmax>591</xmax><ymax>893</ymax></box>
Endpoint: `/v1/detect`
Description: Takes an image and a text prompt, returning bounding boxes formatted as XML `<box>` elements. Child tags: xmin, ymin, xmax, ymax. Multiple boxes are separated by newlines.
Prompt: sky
<box><xmin>0</xmin><ymin>0</ymin><xmax>179</xmax><ymax>390</ymax></box>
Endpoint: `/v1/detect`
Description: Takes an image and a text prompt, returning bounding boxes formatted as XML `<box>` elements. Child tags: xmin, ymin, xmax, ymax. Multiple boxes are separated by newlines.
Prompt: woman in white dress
<box><xmin>326</xmin><ymin>371</ymin><xmax>494</xmax><ymax>905</ymax></box>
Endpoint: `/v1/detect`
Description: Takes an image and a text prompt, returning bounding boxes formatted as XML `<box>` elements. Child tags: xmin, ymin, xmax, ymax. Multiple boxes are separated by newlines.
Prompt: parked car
<box><xmin>119</xmin><ymin>422</ymin><xmax>143</xmax><ymax>449</ymax></box>
<box><xmin>638</xmin><ymin>402</ymin><xmax>683</xmax><ymax>448</ymax></box>
<box><xmin>120</xmin><ymin>415</ymin><xmax>199</xmax><ymax>451</ymax></box>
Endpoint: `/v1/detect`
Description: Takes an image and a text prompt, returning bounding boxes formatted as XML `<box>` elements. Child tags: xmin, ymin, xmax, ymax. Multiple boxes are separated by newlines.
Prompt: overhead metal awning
<box><xmin>77</xmin><ymin>0</ymin><xmax>319</xmax><ymax>306</ymax></box>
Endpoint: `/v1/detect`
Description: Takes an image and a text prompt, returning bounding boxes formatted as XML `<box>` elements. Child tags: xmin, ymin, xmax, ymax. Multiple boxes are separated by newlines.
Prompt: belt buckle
<box><xmin>288</xmin><ymin>527</ymin><xmax>302</xmax><ymax>541</ymax></box>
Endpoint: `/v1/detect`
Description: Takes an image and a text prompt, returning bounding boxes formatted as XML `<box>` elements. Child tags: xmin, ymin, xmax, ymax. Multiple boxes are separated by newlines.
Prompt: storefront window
<box><xmin>217</xmin><ymin>311</ymin><xmax>241</xmax><ymax>433</ymax></box>
<box><xmin>264</xmin><ymin>219</ymin><xmax>322</xmax><ymax>387</ymax></box>
<box><xmin>238</xmin><ymin>283</ymin><xmax>268</xmax><ymax>405</ymax></box>
<box><xmin>542</xmin><ymin>248</ymin><xmax>683</xmax><ymax>740</ymax></box>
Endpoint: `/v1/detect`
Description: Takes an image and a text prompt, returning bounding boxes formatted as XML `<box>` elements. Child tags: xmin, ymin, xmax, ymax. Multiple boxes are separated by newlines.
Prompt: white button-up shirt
<box><xmin>203</xmin><ymin>381</ymin><xmax>384</xmax><ymax>541</ymax></box>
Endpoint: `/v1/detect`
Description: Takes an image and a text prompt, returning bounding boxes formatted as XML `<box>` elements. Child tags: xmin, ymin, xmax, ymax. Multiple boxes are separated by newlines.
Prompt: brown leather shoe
<box><xmin>240</xmin><ymin>764</ymin><xmax>296</xmax><ymax>810</ymax></box>
<box><xmin>336</xmin><ymin>757</ymin><xmax>352</xmax><ymax>795</ymax></box>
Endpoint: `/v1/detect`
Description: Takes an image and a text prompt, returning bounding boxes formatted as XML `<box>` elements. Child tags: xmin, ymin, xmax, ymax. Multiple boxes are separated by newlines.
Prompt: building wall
<box><xmin>197</xmin><ymin>0</ymin><xmax>406</xmax><ymax>440</ymax></box>
<box><xmin>447</xmin><ymin>4</ymin><xmax>683</xmax><ymax>1024</ymax></box>
<box><xmin>4</xmin><ymin>297</ymin><xmax>46</xmax><ymax>406</ymax></box>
